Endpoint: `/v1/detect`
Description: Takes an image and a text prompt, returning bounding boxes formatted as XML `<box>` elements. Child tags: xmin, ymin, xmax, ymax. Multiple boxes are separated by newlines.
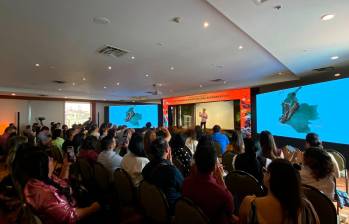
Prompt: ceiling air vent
<box><xmin>313</xmin><ymin>66</ymin><xmax>335</xmax><ymax>72</ymax></box>
<box><xmin>252</xmin><ymin>0</ymin><xmax>269</xmax><ymax>5</ymax></box>
<box><xmin>210</xmin><ymin>78</ymin><xmax>224</xmax><ymax>82</ymax></box>
<box><xmin>97</xmin><ymin>45</ymin><xmax>129</xmax><ymax>58</ymax></box>
<box><xmin>52</xmin><ymin>80</ymin><xmax>66</xmax><ymax>84</ymax></box>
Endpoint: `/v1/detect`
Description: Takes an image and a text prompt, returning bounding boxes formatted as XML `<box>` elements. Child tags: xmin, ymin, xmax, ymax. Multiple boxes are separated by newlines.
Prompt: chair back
<box><xmin>76</xmin><ymin>158</ymin><xmax>94</xmax><ymax>184</ymax></box>
<box><xmin>222</xmin><ymin>151</ymin><xmax>234</xmax><ymax>173</ymax></box>
<box><xmin>225</xmin><ymin>170</ymin><xmax>264</xmax><ymax>214</ymax></box>
<box><xmin>328</xmin><ymin>150</ymin><xmax>346</xmax><ymax>171</ymax></box>
<box><xmin>113</xmin><ymin>168</ymin><xmax>135</xmax><ymax>206</ymax></box>
<box><xmin>173</xmin><ymin>197</ymin><xmax>209</xmax><ymax>224</ymax></box>
<box><xmin>138</xmin><ymin>181</ymin><xmax>169</xmax><ymax>223</ymax></box>
<box><xmin>302</xmin><ymin>184</ymin><xmax>337</xmax><ymax>224</ymax></box>
<box><xmin>93</xmin><ymin>162</ymin><xmax>110</xmax><ymax>192</ymax></box>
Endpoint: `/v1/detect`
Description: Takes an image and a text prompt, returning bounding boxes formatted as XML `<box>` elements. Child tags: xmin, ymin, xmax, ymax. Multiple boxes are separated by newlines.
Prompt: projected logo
<box><xmin>125</xmin><ymin>107</ymin><xmax>142</xmax><ymax>126</ymax></box>
<box><xmin>279</xmin><ymin>87</ymin><xmax>318</xmax><ymax>133</ymax></box>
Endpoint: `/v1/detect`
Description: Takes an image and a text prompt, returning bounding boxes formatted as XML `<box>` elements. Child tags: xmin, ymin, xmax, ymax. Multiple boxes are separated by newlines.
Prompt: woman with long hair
<box><xmin>259</xmin><ymin>130</ymin><xmax>283</xmax><ymax>160</ymax></box>
<box><xmin>239</xmin><ymin>159</ymin><xmax>317</xmax><ymax>223</ymax></box>
<box><xmin>21</xmin><ymin>148</ymin><xmax>100</xmax><ymax>224</ymax></box>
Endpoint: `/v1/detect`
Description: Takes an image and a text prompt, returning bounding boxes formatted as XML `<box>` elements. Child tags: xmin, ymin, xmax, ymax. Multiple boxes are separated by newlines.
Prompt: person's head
<box><xmin>23</xmin><ymin>150</ymin><xmax>53</xmax><ymax>181</ymax></box>
<box><xmin>231</xmin><ymin>130</ymin><xmax>245</xmax><ymax>154</ymax></box>
<box><xmin>62</xmin><ymin>124</ymin><xmax>68</xmax><ymax>131</ymax></box>
<box><xmin>6</xmin><ymin>136</ymin><xmax>28</xmax><ymax>169</ymax></box>
<box><xmin>52</xmin><ymin>129</ymin><xmax>62</xmax><ymax>140</ymax></box>
<box><xmin>212</xmin><ymin>125</ymin><xmax>221</xmax><ymax>133</ymax></box>
<box><xmin>264</xmin><ymin>159</ymin><xmax>302</xmax><ymax>223</ymax></box>
<box><xmin>144</xmin><ymin>130</ymin><xmax>157</xmax><ymax>155</ymax></box>
<box><xmin>203</xmin><ymin>108</ymin><xmax>206</xmax><ymax>113</ymax></box>
<box><xmin>81</xmin><ymin>135</ymin><xmax>99</xmax><ymax>151</ymax></box>
<box><xmin>194</xmin><ymin>125</ymin><xmax>203</xmax><ymax>140</ymax></box>
<box><xmin>303</xmin><ymin>147</ymin><xmax>334</xmax><ymax>180</ymax></box>
<box><xmin>243</xmin><ymin>138</ymin><xmax>261</xmax><ymax>155</ymax></box>
<box><xmin>4</xmin><ymin>126</ymin><xmax>17</xmax><ymax>135</ymax></box>
<box><xmin>305</xmin><ymin>133</ymin><xmax>323</xmax><ymax>149</ymax></box>
<box><xmin>194</xmin><ymin>135</ymin><xmax>217</xmax><ymax>174</ymax></box>
<box><xmin>128</xmin><ymin>133</ymin><xmax>146</xmax><ymax>157</ymax></box>
<box><xmin>107</xmin><ymin>128</ymin><xmax>117</xmax><ymax>138</ymax></box>
<box><xmin>259</xmin><ymin>130</ymin><xmax>278</xmax><ymax>159</ymax></box>
<box><xmin>40</xmin><ymin>126</ymin><xmax>50</xmax><ymax>133</ymax></box>
<box><xmin>67</xmin><ymin>128</ymin><xmax>76</xmax><ymax>140</ymax></box>
<box><xmin>148</xmin><ymin>137</ymin><xmax>170</xmax><ymax>161</ymax></box>
<box><xmin>101</xmin><ymin>136</ymin><xmax>116</xmax><ymax>151</ymax></box>
<box><xmin>170</xmin><ymin>133</ymin><xmax>186</xmax><ymax>149</ymax></box>
<box><xmin>25</xmin><ymin>125</ymin><xmax>31</xmax><ymax>130</ymax></box>
<box><xmin>146</xmin><ymin>122</ymin><xmax>152</xmax><ymax>129</ymax></box>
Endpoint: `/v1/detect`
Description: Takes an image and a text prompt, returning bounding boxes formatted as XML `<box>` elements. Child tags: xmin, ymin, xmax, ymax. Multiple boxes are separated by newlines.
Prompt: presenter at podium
<box><xmin>199</xmin><ymin>108</ymin><xmax>208</xmax><ymax>130</ymax></box>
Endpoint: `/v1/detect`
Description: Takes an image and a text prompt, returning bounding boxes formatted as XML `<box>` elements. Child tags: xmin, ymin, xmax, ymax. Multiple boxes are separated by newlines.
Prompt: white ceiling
<box><xmin>0</xmin><ymin>0</ymin><xmax>347</xmax><ymax>101</ymax></box>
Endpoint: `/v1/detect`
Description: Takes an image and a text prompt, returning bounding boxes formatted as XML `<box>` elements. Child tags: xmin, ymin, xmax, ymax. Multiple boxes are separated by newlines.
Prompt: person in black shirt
<box><xmin>142</xmin><ymin>137</ymin><xmax>184</xmax><ymax>214</ymax></box>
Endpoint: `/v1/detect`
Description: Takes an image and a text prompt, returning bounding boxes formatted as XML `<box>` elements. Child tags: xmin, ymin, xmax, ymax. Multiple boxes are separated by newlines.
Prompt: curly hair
<box><xmin>303</xmin><ymin>147</ymin><xmax>334</xmax><ymax>180</ymax></box>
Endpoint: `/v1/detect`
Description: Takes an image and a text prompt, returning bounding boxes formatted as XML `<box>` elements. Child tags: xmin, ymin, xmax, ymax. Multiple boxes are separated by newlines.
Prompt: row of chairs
<box><xmin>113</xmin><ymin>168</ymin><xmax>209</xmax><ymax>223</ymax></box>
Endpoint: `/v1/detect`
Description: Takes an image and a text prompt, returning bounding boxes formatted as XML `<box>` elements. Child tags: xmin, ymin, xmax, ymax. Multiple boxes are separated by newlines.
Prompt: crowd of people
<box><xmin>0</xmin><ymin>119</ymin><xmax>342</xmax><ymax>223</ymax></box>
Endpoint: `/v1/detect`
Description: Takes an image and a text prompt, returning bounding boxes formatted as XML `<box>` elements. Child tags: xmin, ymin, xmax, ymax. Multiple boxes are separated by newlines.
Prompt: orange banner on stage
<box><xmin>163</xmin><ymin>88</ymin><xmax>250</xmax><ymax>106</ymax></box>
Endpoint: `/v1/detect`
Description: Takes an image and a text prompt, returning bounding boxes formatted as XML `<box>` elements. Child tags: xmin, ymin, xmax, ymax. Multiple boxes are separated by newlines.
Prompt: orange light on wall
<box><xmin>0</xmin><ymin>122</ymin><xmax>10</xmax><ymax>135</ymax></box>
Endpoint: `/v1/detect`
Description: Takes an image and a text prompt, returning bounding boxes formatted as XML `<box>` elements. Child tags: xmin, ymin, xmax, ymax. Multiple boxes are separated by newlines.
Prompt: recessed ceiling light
<box><xmin>58</xmin><ymin>88</ymin><xmax>62</xmax><ymax>91</ymax></box>
<box><xmin>334</xmin><ymin>73</ymin><xmax>341</xmax><ymax>77</ymax></box>
<box><xmin>35</xmin><ymin>63</ymin><xmax>40</xmax><ymax>67</ymax></box>
<box><xmin>331</xmin><ymin>56</ymin><xmax>339</xmax><ymax>60</ymax></box>
<box><xmin>131</xmin><ymin>56</ymin><xmax>135</xmax><ymax>60</ymax></box>
<box><xmin>170</xmin><ymin>66</ymin><xmax>174</xmax><ymax>71</ymax></box>
<box><xmin>116</xmin><ymin>82</ymin><xmax>120</xmax><ymax>86</ymax></box>
<box><xmin>93</xmin><ymin>17</ymin><xmax>111</xmax><ymax>24</ymax></box>
<box><xmin>238</xmin><ymin>45</ymin><xmax>244</xmax><ymax>50</ymax></box>
<box><xmin>82</xmin><ymin>77</ymin><xmax>86</xmax><ymax>81</ymax></box>
<box><xmin>145</xmin><ymin>74</ymin><xmax>150</xmax><ymax>77</ymax></box>
<box><xmin>64</xmin><ymin>96</ymin><xmax>68</xmax><ymax>99</ymax></box>
<box><xmin>203</xmin><ymin>21</ymin><xmax>210</xmax><ymax>28</ymax></box>
<box><xmin>199</xmin><ymin>84</ymin><xmax>203</xmax><ymax>88</ymax></box>
<box><xmin>321</xmin><ymin>14</ymin><xmax>335</xmax><ymax>21</ymax></box>
<box><xmin>223</xmin><ymin>81</ymin><xmax>227</xmax><ymax>84</ymax></box>
<box><xmin>104</xmin><ymin>86</ymin><xmax>107</xmax><ymax>89</ymax></box>
<box><xmin>108</xmin><ymin>66</ymin><xmax>112</xmax><ymax>70</ymax></box>
<box><xmin>72</xmin><ymin>82</ymin><xmax>76</xmax><ymax>86</ymax></box>
<box><xmin>11</xmin><ymin>93</ymin><xmax>16</xmax><ymax>96</ymax></box>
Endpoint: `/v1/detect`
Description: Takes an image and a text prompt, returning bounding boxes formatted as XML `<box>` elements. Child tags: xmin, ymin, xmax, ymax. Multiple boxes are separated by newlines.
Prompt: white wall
<box><xmin>29</xmin><ymin>100</ymin><xmax>64</xmax><ymax>126</ymax></box>
<box><xmin>195</xmin><ymin>101</ymin><xmax>234</xmax><ymax>130</ymax></box>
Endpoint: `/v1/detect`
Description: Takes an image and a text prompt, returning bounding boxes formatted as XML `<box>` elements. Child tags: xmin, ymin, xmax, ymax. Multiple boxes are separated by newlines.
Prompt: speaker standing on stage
<box><xmin>199</xmin><ymin>108</ymin><xmax>208</xmax><ymax>130</ymax></box>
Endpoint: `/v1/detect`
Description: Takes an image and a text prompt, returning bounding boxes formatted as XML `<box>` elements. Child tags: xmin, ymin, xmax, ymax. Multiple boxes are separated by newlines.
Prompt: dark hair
<box><xmin>231</xmin><ymin>130</ymin><xmax>244</xmax><ymax>154</ymax></box>
<box><xmin>268</xmin><ymin>159</ymin><xmax>302</xmax><ymax>223</ymax></box>
<box><xmin>303</xmin><ymin>147</ymin><xmax>334</xmax><ymax>180</ymax></box>
<box><xmin>305</xmin><ymin>133</ymin><xmax>322</xmax><ymax>148</ymax></box>
<box><xmin>81</xmin><ymin>135</ymin><xmax>99</xmax><ymax>151</ymax></box>
<box><xmin>194</xmin><ymin>136</ymin><xmax>217</xmax><ymax>173</ymax></box>
<box><xmin>107</xmin><ymin>128</ymin><xmax>117</xmax><ymax>138</ymax></box>
<box><xmin>186</xmin><ymin>129</ymin><xmax>197</xmax><ymax>140</ymax></box>
<box><xmin>52</xmin><ymin>129</ymin><xmax>62</xmax><ymax>140</ymax></box>
<box><xmin>146</xmin><ymin>122</ymin><xmax>152</xmax><ymax>129</ymax></box>
<box><xmin>170</xmin><ymin>133</ymin><xmax>186</xmax><ymax>149</ymax></box>
<box><xmin>213</xmin><ymin>125</ymin><xmax>221</xmax><ymax>133</ymax></box>
<box><xmin>128</xmin><ymin>133</ymin><xmax>146</xmax><ymax>157</ymax></box>
<box><xmin>144</xmin><ymin>130</ymin><xmax>157</xmax><ymax>156</ymax></box>
<box><xmin>148</xmin><ymin>137</ymin><xmax>169</xmax><ymax>161</ymax></box>
<box><xmin>41</xmin><ymin>126</ymin><xmax>49</xmax><ymax>132</ymax></box>
<box><xmin>22</xmin><ymin>150</ymin><xmax>72</xmax><ymax>202</ymax></box>
<box><xmin>243</xmin><ymin>138</ymin><xmax>261</xmax><ymax>156</ymax></box>
<box><xmin>101</xmin><ymin>136</ymin><xmax>115</xmax><ymax>151</ymax></box>
<box><xmin>67</xmin><ymin>128</ymin><xmax>75</xmax><ymax>138</ymax></box>
<box><xmin>259</xmin><ymin>130</ymin><xmax>278</xmax><ymax>160</ymax></box>
<box><xmin>194</xmin><ymin>125</ymin><xmax>203</xmax><ymax>140</ymax></box>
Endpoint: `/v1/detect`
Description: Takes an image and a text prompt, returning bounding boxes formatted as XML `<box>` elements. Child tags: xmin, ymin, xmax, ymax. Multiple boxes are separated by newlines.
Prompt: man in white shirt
<box><xmin>97</xmin><ymin>136</ymin><xmax>123</xmax><ymax>179</ymax></box>
<box><xmin>199</xmin><ymin>108</ymin><xmax>208</xmax><ymax>130</ymax></box>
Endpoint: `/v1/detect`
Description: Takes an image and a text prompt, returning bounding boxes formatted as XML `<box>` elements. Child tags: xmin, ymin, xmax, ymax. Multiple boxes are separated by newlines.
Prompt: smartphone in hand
<box><xmin>67</xmin><ymin>146</ymin><xmax>76</xmax><ymax>162</ymax></box>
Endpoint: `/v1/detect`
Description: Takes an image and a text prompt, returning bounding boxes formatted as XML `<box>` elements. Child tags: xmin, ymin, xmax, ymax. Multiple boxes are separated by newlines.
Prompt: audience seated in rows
<box><xmin>259</xmin><ymin>130</ymin><xmax>284</xmax><ymax>160</ymax></box>
<box><xmin>121</xmin><ymin>132</ymin><xmax>149</xmax><ymax>187</ymax></box>
<box><xmin>142</xmin><ymin>137</ymin><xmax>184</xmax><ymax>214</ymax></box>
<box><xmin>183</xmin><ymin>135</ymin><xmax>235</xmax><ymax>224</ymax></box>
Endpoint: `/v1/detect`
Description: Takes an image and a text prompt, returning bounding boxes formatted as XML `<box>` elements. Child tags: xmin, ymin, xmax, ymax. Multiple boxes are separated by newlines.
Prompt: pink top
<box><xmin>24</xmin><ymin>177</ymin><xmax>78</xmax><ymax>224</ymax></box>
